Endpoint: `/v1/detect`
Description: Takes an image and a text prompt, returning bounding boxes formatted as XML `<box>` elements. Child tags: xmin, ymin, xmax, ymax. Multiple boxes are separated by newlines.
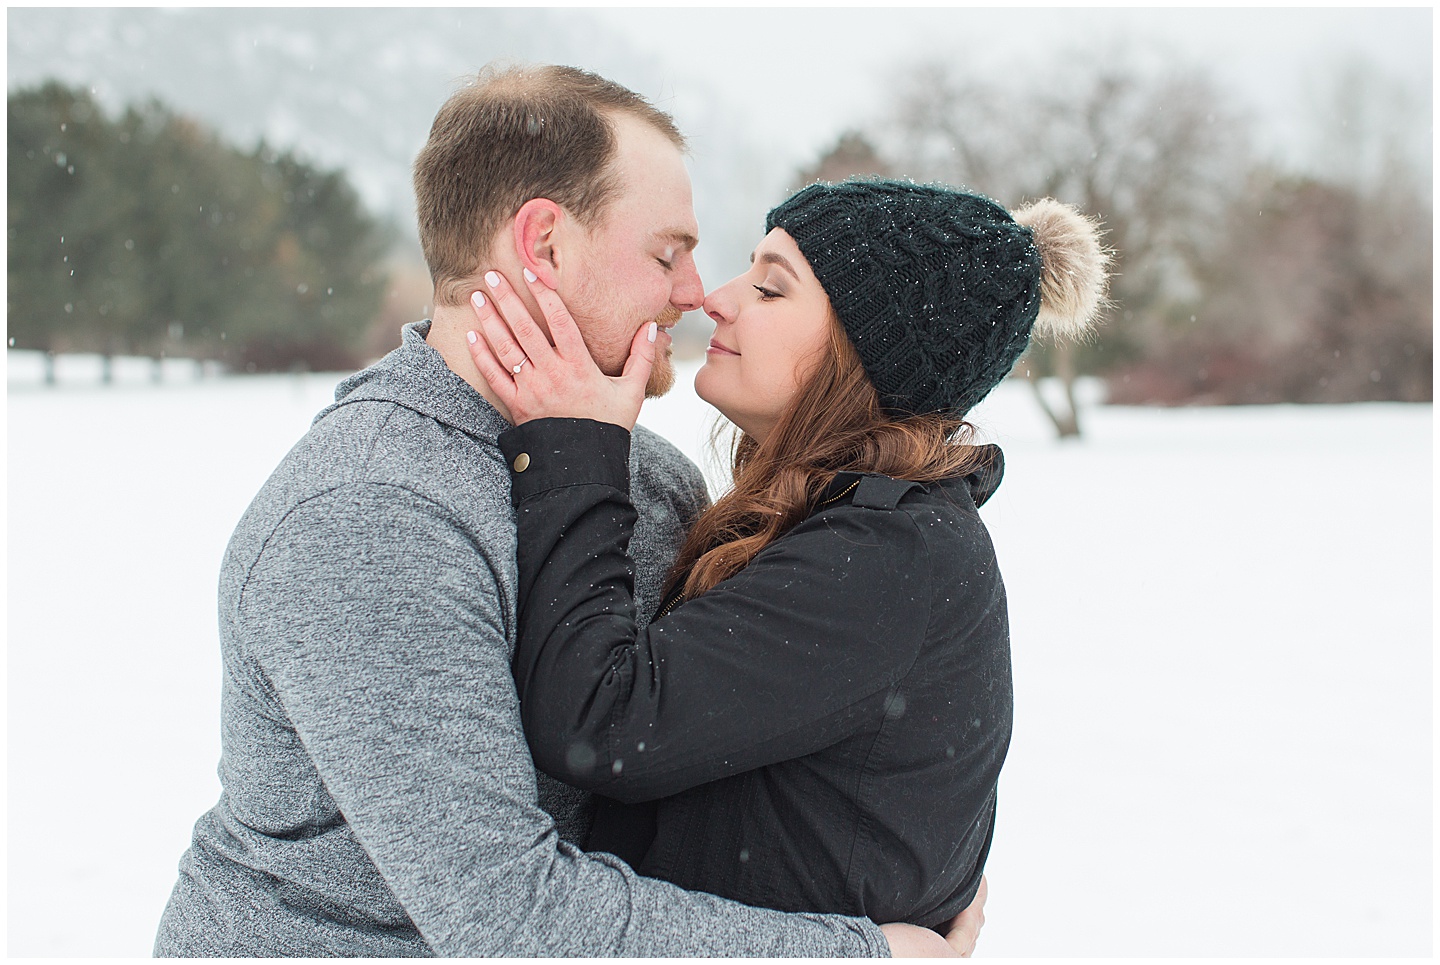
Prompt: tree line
<box><xmin>8</xmin><ymin>82</ymin><xmax>393</xmax><ymax>382</ymax></box>
<box><xmin>11</xmin><ymin>67</ymin><xmax>1430</xmax><ymax>419</ymax></box>
<box><xmin>796</xmin><ymin>56</ymin><xmax>1432</xmax><ymax>434</ymax></box>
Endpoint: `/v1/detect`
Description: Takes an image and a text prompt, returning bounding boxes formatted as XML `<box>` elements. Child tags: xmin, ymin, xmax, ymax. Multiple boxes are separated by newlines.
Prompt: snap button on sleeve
<box><xmin>497</xmin><ymin>419</ymin><xmax>631</xmax><ymax>507</ymax></box>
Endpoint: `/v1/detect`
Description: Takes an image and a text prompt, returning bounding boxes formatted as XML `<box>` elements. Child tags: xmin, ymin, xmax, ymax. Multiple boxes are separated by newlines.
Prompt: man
<box><xmin>155</xmin><ymin>64</ymin><xmax>982</xmax><ymax>956</ymax></box>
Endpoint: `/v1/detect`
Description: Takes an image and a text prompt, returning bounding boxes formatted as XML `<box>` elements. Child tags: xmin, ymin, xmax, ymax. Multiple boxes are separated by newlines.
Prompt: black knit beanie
<box><xmin>767</xmin><ymin>178</ymin><xmax>1044</xmax><ymax>418</ymax></box>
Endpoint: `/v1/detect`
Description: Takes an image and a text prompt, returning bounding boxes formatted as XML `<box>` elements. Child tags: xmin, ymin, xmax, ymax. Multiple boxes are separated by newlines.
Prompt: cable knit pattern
<box><xmin>767</xmin><ymin>178</ymin><xmax>1043</xmax><ymax>417</ymax></box>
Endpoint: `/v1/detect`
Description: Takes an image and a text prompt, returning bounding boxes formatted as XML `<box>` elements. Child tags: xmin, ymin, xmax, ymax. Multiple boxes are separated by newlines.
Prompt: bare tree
<box><xmin>876</xmin><ymin>55</ymin><xmax>1250</xmax><ymax>436</ymax></box>
<box><xmin>1110</xmin><ymin>55</ymin><xmax>1433</xmax><ymax>406</ymax></box>
<box><xmin>792</xmin><ymin>130</ymin><xmax>892</xmax><ymax>190</ymax></box>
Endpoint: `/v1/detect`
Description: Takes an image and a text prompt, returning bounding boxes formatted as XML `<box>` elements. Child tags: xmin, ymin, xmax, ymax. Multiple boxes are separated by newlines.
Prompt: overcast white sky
<box><xmin>590</xmin><ymin>6</ymin><xmax>1432</xmax><ymax>174</ymax></box>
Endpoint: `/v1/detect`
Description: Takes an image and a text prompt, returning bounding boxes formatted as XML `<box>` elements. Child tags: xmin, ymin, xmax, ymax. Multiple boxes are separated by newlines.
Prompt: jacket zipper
<box><xmin>656</xmin><ymin>588</ymin><xmax>685</xmax><ymax>620</ymax></box>
<box><xmin>818</xmin><ymin>477</ymin><xmax>860</xmax><ymax>508</ymax></box>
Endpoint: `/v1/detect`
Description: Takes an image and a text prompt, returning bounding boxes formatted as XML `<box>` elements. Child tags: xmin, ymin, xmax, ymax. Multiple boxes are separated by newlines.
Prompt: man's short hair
<box><xmin>414</xmin><ymin>63</ymin><xmax>686</xmax><ymax>306</ymax></box>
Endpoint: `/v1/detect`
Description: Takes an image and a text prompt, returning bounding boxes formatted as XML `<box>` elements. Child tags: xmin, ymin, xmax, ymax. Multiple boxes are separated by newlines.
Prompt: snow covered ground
<box><xmin>6</xmin><ymin>351</ymin><xmax>1432</xmax><ymax>957</ymax></box>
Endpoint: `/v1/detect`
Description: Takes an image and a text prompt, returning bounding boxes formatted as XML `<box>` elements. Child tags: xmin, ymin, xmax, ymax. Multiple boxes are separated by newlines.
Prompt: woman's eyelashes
<box><xmin>753</xmin><ymin>282</ymin><xmax>782</xmax><ymax>300</ymax></box>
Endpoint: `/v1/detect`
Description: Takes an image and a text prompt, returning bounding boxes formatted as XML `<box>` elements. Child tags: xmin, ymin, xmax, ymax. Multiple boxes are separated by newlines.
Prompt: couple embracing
<box><xmin>156</xmin><ymin>63</ymin><xmax>1106</xmax><ymax>957</ymax></box>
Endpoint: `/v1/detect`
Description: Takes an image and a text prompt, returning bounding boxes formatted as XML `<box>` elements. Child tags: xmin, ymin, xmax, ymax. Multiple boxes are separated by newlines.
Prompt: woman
<box><xmin>466</xmin><ymin>179</ymin><xmax>1107</xmax><ymax>928</ymax></box>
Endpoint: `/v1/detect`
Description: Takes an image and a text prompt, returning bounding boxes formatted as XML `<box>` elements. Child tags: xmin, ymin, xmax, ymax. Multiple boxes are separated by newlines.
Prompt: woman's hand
<box><xmin>465</xmin><ymin>268</ymin><xmax>668</xmax><ymax>430</ymax></box>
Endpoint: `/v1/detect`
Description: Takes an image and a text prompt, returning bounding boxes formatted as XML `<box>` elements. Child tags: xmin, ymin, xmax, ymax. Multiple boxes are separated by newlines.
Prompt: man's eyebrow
<box><xmin>749</xmin><ymin>249</ymin><xmax>800</xmax><ymax>280</ymax></box>
<box><xmin>655</xmin><ymin>230</ymin><xmax>699</xmax><ymax>251</ymax></box>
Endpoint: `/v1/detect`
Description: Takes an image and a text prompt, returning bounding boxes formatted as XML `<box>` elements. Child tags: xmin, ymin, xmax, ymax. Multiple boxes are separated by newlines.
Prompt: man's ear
<box><xmin>512</xmin><ymin>198</ymin><xmax>564</xmax><ymax>289</ymax></box>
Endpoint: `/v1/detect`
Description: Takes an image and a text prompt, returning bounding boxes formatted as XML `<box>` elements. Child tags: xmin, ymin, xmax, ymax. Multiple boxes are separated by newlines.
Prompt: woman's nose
<box><xmin>703</xmin><ymin>280</ymin><xmax>736</xmax><ymax>325</ymax></box>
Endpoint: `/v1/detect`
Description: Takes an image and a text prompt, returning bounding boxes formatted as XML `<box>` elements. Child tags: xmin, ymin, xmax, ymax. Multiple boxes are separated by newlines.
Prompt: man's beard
<box><xmin>644</xmin><ymin>305</ymin><xmax>682</xmax><ymax>399</ymax></box>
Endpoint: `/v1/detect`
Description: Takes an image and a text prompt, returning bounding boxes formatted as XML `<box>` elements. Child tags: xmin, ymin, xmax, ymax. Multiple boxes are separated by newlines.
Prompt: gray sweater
<box><xmin>154</xmin><ymin>322</ymin><xmax>889</xmax><ymax>957</ymax></box>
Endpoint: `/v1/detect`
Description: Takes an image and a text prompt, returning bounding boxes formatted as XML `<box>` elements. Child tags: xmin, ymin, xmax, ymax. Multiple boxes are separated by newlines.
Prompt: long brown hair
<box><xmin>667</xmin><ymin>316</ymin><xmax>992</xmax><ymax>600</ymax></box>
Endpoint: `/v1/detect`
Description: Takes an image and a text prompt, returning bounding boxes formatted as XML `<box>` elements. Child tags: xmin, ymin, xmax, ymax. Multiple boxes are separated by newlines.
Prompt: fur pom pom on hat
<box><xmin>767</xmin><ymin>178</ymin><xmax>1108</xmax><ymax>418</ymax></box>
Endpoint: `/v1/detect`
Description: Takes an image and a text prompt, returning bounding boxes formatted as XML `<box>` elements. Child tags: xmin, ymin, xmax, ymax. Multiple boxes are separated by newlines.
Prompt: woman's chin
<box><xmin>693</xmin><ymin>365</ymin><xmax>716</xmax><ymax>404</ymax></box>
<box><xmin>693</xmin><ymin>372</ymin><xmax>735</xmax><ymax>423</ymax></box>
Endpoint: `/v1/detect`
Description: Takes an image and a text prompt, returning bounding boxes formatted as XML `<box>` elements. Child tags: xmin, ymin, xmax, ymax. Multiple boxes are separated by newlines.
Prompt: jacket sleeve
<box><xmin>239</xmin><ymin>482</ymin><xmax>890</xmax><ymax>958</ymax></box>
<box><xmin>499</xmin><ymin>419</ymin><xmax>933</xmax><ymax>804</ymax></box>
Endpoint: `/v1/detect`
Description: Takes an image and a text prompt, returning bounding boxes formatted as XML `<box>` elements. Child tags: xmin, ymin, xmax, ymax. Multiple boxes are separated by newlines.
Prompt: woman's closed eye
<box><xmin>753</xmin><ymin>284</ymin><xmax>781</xmax><ymax>300</ymax></box>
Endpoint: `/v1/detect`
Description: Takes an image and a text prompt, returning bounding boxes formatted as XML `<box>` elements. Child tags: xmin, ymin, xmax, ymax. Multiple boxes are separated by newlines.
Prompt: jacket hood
<box><xmin>821</xmin><ymin>443</ymin><xmax>1004</xmax><ymax>513</ymax></box>
<box><xmin>956</xmin><ymin>444</ymin><xmax>1004</xmax><ymax>508</ymax></box>
<box><xmin>921</xmin><ymin>443</ymin><xmax>1004</xmax><ymax>509</ymax></box>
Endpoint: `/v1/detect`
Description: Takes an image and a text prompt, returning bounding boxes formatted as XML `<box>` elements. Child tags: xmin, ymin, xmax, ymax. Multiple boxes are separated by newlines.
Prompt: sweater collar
<box><xmin>320</xmin><ymin>320</ymin><xmax>510</xmax><ymax>443</ymax></box>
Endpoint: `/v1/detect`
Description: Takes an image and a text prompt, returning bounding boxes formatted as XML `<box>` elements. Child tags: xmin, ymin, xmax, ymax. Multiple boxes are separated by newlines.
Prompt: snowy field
<box><xmin>6</xmin><ymin>350</ymin><xmax>1433</xmax><ymax>957</ymax></box>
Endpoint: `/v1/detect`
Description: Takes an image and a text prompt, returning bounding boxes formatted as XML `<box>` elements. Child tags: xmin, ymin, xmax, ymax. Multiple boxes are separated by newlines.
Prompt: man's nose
<box><xmin>670</xmin><ymin>262</ymin><xmax>704</xmax><ymax>313</ymax></box>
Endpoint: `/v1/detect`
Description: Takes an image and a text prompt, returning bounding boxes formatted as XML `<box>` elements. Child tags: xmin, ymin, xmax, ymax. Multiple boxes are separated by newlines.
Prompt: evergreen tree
<box><xmin>8</xmin><ymin>82</ymin><xmax>390</xmax><ymax>377</ymax></box>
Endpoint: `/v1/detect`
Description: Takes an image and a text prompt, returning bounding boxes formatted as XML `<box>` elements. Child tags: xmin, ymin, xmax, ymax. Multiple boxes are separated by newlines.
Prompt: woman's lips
<box><xmin>707</xmin><ymin>340</ymin><xmax>740</xmax><ymax>356</ymax></box>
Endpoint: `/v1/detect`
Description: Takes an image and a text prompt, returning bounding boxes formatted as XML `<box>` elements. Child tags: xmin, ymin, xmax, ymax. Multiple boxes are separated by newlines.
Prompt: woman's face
<box><xmin>694</xmin><ymin>228</ymin><xmax>835</xmax><ymax>443</ymax></box>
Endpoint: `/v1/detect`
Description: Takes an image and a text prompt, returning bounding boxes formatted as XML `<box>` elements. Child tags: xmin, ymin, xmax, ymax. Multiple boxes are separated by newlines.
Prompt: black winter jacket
<box><xmin>498</xmin><ymin>418</ymin><xmax>1013</xmax><ymax>929</ymax></box>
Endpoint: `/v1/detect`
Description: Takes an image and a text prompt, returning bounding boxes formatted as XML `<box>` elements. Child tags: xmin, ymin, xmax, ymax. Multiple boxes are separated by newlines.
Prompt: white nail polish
<box><xmin>648</xmin><ymin>322</ymin><xmax>657</xmax><ymax>343</ymax></box>
<box><xmin>471</xmin><ymin>292</ymin><xmax>485</xmax><ymax>308</ymax></box>
<box><xmin>485</xmin><ymin>271</ymin><xmax>500</xmax><ymax>288</ymax></box>
<box><xmin>466</xmin><ymin>331</ymin><xmax>477</xmax><ymax>344</ymax></box>
<box><xmin>523</xmin><ymin>268</ymin><xmax>537</xmax><ymax>283</ymax></box>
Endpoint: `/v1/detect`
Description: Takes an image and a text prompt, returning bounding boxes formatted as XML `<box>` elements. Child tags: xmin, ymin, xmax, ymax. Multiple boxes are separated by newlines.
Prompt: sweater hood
<box><xmin>321</xmin><ymin>320</ymin><xmax>510</xmax><ymax>443</ymax></box>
